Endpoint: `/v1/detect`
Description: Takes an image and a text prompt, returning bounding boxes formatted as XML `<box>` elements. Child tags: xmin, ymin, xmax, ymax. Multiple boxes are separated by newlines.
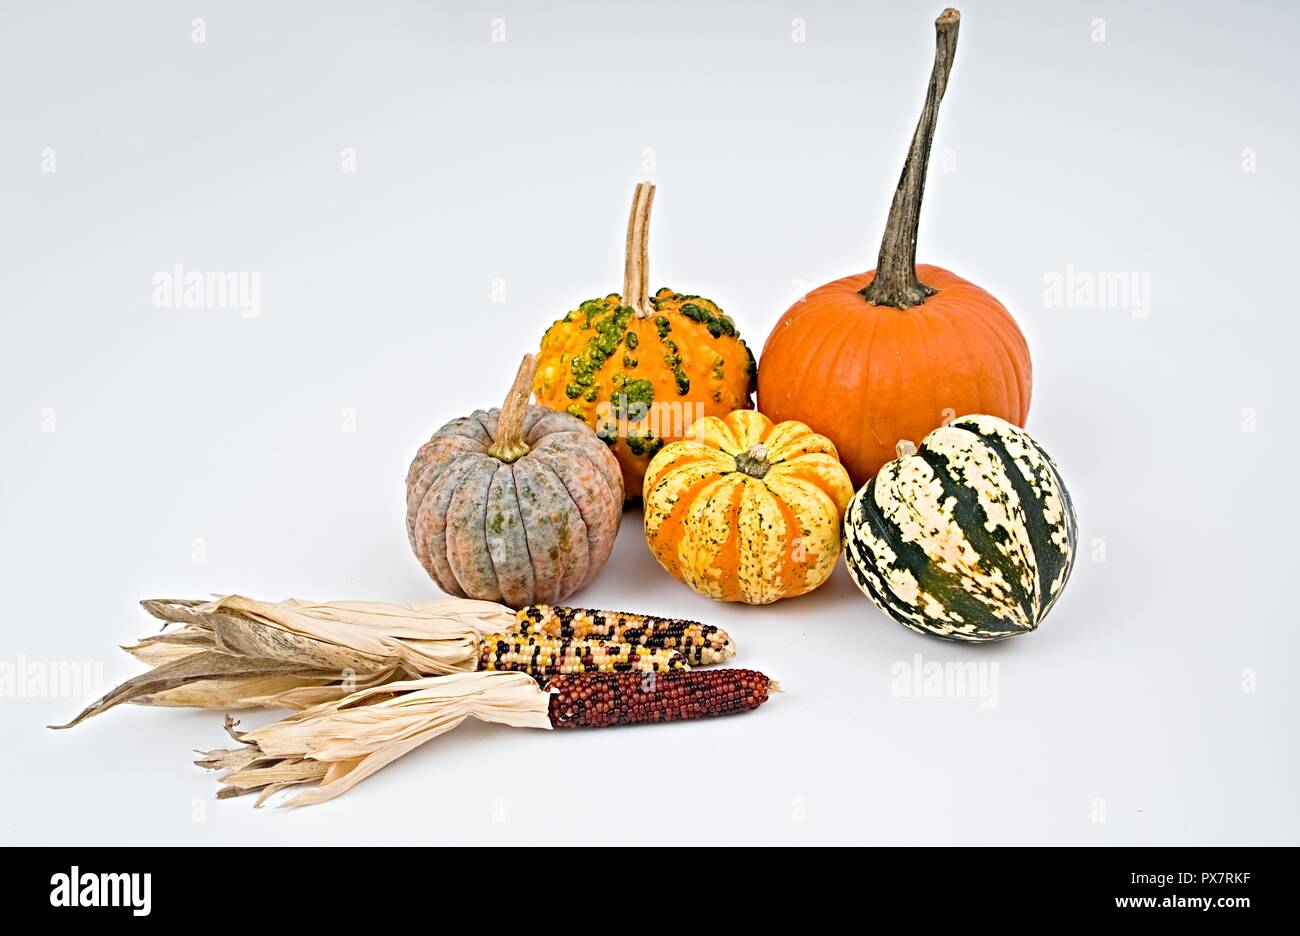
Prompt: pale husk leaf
<box><xmin>198</xmin><ymin>595</ymin><xmax>515</xmax><ymax>676</ymax></box>
<box><xmin>137</xmin><ymin>670</ymin><xmax>401</xmax><ymax>710</ymax></box>
<box><xmin>122</xmin><ymin>625</ymin><xmax>217</xmax><ymax>666</ymax></box>
<box><xmin>59</xmin><ymin>595</ymin><xmax>519</xmax><ymax>726</ymax></box>
<box><xmin>139</xmin><ymin>598</ymin><xmax>210</xmax><ymax>627</ymax></box>
<box><xmin>50</xmin><ymin>651</ymin><xmax>329</xmax><ymax>729</ymax></box>
<box><xmin>199</xmin><ymin>671</ymin><xmax>552</xmax><ymax>808</ymax></box>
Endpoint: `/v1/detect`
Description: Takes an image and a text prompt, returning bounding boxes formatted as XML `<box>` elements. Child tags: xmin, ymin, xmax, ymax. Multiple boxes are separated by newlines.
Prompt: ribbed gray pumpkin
<box><xmin>406</xmin><ymin>355</ymin><xmax>623</xmax><ymax>607</ymax></box>
<box><xmin>843</xmin><ymin>415</ymin><xmax>1076</xmax><ymax>642</ymax></box>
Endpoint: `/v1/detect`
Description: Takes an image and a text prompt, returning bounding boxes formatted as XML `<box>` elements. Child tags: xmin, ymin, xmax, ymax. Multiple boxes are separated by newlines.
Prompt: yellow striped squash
<box><xmin>643</xmin><ymin>410</ymin><xmax>854</xmax><ymax>604</ymax></box>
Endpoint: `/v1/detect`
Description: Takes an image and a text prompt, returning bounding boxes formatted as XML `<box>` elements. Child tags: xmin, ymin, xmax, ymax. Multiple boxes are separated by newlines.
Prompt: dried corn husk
<box><xmin>54</xmin><ymin>595</ymin><xmax>738</xmax><ymax>731</ymax></box>
<box><xmin>198</xmin><ymin>671</ymin><xmax>552</xmax><ymax>808</ymax></box>
<box><xmin>122</xmin><ymin>624</ymin><xmax>213</xmax><ymax>665</ymax></box>
<box><xmin>52</xmin><ymin>595</ymin><xmax>516</xmax><ymax>728</ymax></box>
<box><xmin>135</xmin><ymin>670</ymin><xmax>405</xmax><ymax>710</ymax></box>
<box><xmin>152</xmin><ymin>595</ymin><xmax>516</xmax><ymax>674</ymax></box>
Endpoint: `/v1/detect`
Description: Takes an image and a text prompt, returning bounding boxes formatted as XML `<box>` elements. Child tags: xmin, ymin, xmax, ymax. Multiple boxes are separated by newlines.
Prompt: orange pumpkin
<box><xmin>643</xmin><ymin>410</ymin><xmax>854</xmax><ymax>605</ymax></box>
<box><xmin>758</xmin><ymin>9</ymin><xmax>1031</xmax><ymax>488</ymax></box>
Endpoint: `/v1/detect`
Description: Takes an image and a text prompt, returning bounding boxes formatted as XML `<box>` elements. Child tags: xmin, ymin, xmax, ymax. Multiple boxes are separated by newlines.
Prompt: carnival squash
<box><xmin>758</xmin><ymin>9</ymin><xmax>1031</xmax><ymax>488</ymax></box>
<box><xmin>534</xmin><ymin>182</ymin><xmax>757</xmax><ymax>501</ymax></box>
<box><xmin>406</xmin><ymin>355</ymin><xmax>623</xmax><ymax>607</ymax></box>
<box><xmin>643</xmin><ymin>410</ymin><xmax>854</xmax><ymax>604</ymax></box>
<box><xmin>843</xmin><ymin>415</ymin><xmax>1077</xmax><ymax>641</ymax></box>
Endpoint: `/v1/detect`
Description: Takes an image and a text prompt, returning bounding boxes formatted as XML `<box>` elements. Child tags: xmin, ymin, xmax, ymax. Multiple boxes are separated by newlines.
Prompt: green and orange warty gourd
<box><xmin>534</xmin><ymin>182</ymin><xmax>757</xmax><ymax>501</ymax></box>
<box><xmin>758</xmin><ymin>9</ymin><xmax>1032</xmax><ymax>489</ymax></box>
<box><xmin>643</xmin><ymin>410</ymin><xmax>854</xmax><ymax>605</ymax></box>
<box><xmin>405</xmin><ymin>355</ymin><xmax>623</xmax><ymax>608</ymax></box>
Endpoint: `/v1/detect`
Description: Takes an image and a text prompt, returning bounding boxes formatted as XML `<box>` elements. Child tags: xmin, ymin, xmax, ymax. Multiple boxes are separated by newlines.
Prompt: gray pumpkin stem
<box><xmin>862</xmin><ymin>8</ymin><xmax>960</xmax><ymax>310</ymax></box>
<box><xmin>734</xmin><ymin>443</ymin><xmax>772</xmax><ymax>479</ymax></box>
<box><xmin>623</xmin><ymin>181</ymin><xmax>656</xmax><ymax>318</ymax></box>
<box><xmin>488</xmin><ymin>354</ymin><xmax>537</xmax><ymax>463</ymax></box>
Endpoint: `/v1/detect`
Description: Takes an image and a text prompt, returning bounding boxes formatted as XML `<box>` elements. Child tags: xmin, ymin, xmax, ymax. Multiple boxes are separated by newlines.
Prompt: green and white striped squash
<box><xmin>843</xmin><ymin>415</ymin><xmax>1077</xmax><ymax>642</ymax></box>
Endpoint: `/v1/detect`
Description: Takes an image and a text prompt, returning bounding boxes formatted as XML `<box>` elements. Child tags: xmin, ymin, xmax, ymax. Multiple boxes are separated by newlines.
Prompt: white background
<box><xmin>2</xmin><ymin>0</ymin><xmax>1296</xmax><ymax>844</ymax></box>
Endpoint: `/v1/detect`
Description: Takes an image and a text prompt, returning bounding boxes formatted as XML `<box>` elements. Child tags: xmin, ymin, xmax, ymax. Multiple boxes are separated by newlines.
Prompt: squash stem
<box><xmin>487</xmin><ymin>354</ymin><xmax>537</xmax><ymax>462</ymax></box>
<box><xmin>862</xmin><ymin>8</ymin><xmax>960</xmax><ymax>310</ymax></box>
<box><xmin>623</xmin><ymin>182</ymin><xmax>656</xmax><ymax>318</ymax></box>
<box><xmin>735</xmin><ymin>443</ymin><xmax>772</xmax><ymax>479</ymax></box>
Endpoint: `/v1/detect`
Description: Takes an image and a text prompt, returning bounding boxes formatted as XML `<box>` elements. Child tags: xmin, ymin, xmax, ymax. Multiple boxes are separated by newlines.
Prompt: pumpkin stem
<box><xmin>734</xmin><ymin>443</ymin><xmax>772</xmax><ymax>479</ymax></box>
<box><xmin>623</xmin><ymin>181</ymin><xmax>656</xmax><ymax>318</ymax></box>
<box><xmin>487</xmin><ymin>354</ymin><xmax>538</xmax><ymax>463</ymax></box>
<box><xmin>896</xmin><ymin>440</ymin><xmax>918</xmax><ymax>459</ymax></box>
<box><xmin>862</xmin><ymin>8</ymin><xmax>960</xmax><ymax>310</ymax></box>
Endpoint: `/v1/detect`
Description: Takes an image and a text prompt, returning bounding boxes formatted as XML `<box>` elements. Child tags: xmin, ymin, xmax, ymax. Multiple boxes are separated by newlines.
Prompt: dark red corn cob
<box><xmin>545</xmin><ymin>669</ymin><xmax>776</xmax><ymax>729</ymax></box>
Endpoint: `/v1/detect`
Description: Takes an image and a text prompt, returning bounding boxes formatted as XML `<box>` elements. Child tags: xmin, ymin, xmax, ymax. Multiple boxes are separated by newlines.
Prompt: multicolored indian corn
<box><xmin>197</xmin><ymin>668</ymin><xmax>779</xmax><ymax>807</ymax></box>
<box><xmin>514</xmin><ymin>605</ymin><xmax>734</xmax><ymax>666</ymax></box>
<box><xmin>478</xmin><ymin>632</ymin><xmax>687</xmax><ymax>677</ymax></box>
<box><xmin>546</xmin><ymin>668</ymin><xmax>776</xmax><ymax>729</ymax></box>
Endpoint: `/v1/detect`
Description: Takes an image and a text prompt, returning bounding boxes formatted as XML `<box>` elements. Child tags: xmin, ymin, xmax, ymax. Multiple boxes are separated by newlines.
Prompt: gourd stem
<box><xmin>896</xmin><ymin>440</ymin><xmax>918</xmax><ymax>459</ymax></box>
<box><xmin>735</xmin><ymin>443</ymin><xmax>771</xmax><ymax>479</ymax></box>
<box><xmin>862</xmin><ymin>8</ymin><xmax>960</xmax><ymax>310</ymax></box>
<box><xmin>487</xmin><ymin>354</ymin><xmax>537</xmax><ymax>463</ymax></box>
<box><xmin>623</xmin><ymin>181</ymin><xmax>655</xmax><ymax>318</ymax></box>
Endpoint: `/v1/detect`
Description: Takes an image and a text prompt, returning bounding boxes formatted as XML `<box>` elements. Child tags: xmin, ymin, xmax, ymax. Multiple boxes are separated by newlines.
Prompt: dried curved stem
<box><xmin>734</xmin><ymin>443</ymin><xmax>772</xmax><ymax>479</ymax></box>
<box><xmin>487</xmin><ymin>354</ymin><xmax>538</xmax><ymax>462</ymax></box>
<box><xmin>623</xmin><ymin>181</ymin><xmax>655</xmax><ymax>317</ymax></box>
<box><xmin>862</xmin><ymin>8</ymin><xmax>960</xmax><ymax>310</ymax></box>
